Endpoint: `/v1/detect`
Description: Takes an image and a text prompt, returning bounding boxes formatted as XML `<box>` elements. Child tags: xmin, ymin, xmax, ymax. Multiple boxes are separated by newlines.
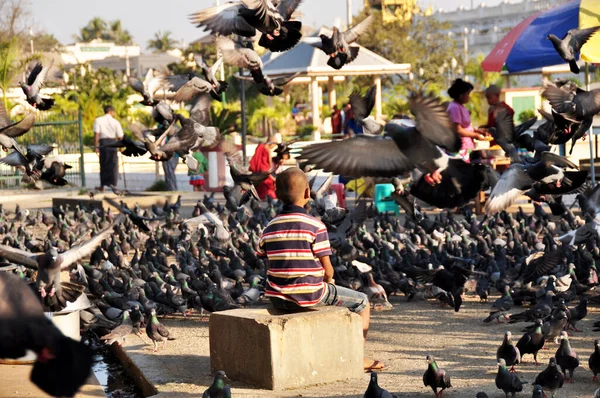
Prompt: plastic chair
<box><xmin>374</xmin><ymin>184</ymin><xmax>399</xmax><ymax>215</ymax></box>
<box><xmin>330</xmin><ymin>183</ymin><xmax>346</xmax><ymax>209</ymax></box>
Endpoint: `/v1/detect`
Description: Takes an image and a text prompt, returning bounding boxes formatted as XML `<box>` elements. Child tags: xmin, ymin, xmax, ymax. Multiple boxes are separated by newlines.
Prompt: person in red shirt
<box><xmin>249</xmin><ymin>141</ymin><xmax>279</xmax><ymax>200</ymax></box>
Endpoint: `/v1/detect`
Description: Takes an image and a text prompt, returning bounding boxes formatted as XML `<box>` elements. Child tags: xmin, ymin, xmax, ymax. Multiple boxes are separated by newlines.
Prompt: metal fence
<box><xmin>0</xmin><ymin>109</ymin><xmax>85</xmax><ymax>189</ymax></box>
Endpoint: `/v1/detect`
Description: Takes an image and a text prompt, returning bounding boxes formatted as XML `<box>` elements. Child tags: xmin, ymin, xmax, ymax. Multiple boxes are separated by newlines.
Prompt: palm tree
<box><xmin>147</xmin><ymin>31</ymin><xmax>177</xmax><ymax>53</ymax></box>
<box><xmin>104</xmin><ymin>20</ymin><xmax>133</xmax><ymax>45</ymax></box>
<box><xmin>73</xmin><ymin>17</ymin><xmax>107</xmax><ymax>42</ymax></box>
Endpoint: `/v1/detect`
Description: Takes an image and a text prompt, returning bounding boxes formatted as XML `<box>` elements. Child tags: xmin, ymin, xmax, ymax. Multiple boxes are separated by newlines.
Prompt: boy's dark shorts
<box><xmin>270</xmin><ymin>283</ymin><xmax>369</xmax><ymax>313</ymax></box>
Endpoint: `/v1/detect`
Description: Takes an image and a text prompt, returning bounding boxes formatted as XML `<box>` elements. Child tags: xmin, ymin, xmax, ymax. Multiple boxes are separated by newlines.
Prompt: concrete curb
<box><xmin>111</xmin><ymin>344</ymin><xmax>159</xmax><ymax>397</ymax></box>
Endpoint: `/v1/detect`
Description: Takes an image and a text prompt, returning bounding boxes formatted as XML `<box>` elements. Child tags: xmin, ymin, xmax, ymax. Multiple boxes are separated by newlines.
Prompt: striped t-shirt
<box><xmin>257</xmin><ymin>204</ymin><xmax>333</xmax><ymax>306</ymax></box>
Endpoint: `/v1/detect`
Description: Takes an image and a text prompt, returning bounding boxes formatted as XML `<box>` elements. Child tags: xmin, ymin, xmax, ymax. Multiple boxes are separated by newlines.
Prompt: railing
<box><xmin>0</xmin><ymin>109</ymin><xmax>84</xmax><ymax>189</ymax></box>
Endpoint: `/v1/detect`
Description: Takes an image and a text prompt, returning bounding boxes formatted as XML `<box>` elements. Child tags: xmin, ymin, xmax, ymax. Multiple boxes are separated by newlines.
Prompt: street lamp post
<box><xmin>29</xmin><ymin>28</ymin><xmax>34</xmax><ymax>54</ymax></box>
<box><xmin>347</xmin><ymin>0</ymin><xmax>353</xmax><ymax>27</ymax></box>
<box><xmin>463</xmin><ymin>27</ymin><xmax>469</xmax><ymax>63</ymax></box>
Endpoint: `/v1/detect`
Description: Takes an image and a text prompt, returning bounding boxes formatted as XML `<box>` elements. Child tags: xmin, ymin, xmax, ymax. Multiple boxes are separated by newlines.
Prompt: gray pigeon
<box><xmin>20</xmin><ymin>60</ymin><xmax>55</xmax><ymax>110</ymax></box>
<box><xmin>534</xmin><ymin>357</ymin><xmax>564</xmax><ymax>398</ymax></box>
<box><xmin>555</xmin><ymin>331</ymin><xmax>579</xmax><ymax>383</ymax></box>
<box><xmin>146</xmin><ymin>308</ymin><xmax>175</xmax><ymax>352</ymax></box>
<box><xmin>101</xmin><ymin>310</ymin><xmax>133</xmax><ymax>346</ymax></box>
<box><xmin>548</xmin><ymin>26</ymin><xmax>600</xmax><ymax>74</ymax></box>
<box><xmin>349</xmin><ymin>85</ymin><xmax>383</xmax><ymax>135</ymax></box>
<box><xmin>203</xmin><ymin>370</ymin><xmax>231</xmax><ymax>398</ymax></box>
<box><xmin>496</xmin><ymin>331</ymin><xmax>521</xmax><ymax>372</ymax></box>
<box><xmin>364</xmin><ymin>372</ymin><xmax>397</xmax><ymax>398</ymax></box>
<box><xmin>495</xmin><ymin>358</ymin><xmax>526</xmax><ymax>398</ymax></box>
<box><xmin>531</xmin><ymin>384</ymin><xmax>544</xmax><ymax>398</ymax></box>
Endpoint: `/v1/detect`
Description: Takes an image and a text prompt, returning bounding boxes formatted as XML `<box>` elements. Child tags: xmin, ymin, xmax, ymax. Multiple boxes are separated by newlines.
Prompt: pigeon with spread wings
<box><xmin>0</xmin><ymin>103</ymin><xmax>35</xmax><ymax>152</ymax></box>
<box><xmin>0</xmin><ymin>215</ymin><xmax>123</xmax><ymax>311</ymax></box>
<box><xmin>20</xmin><ymin>60</ymin><xmax>55</xmax><ymax>110</ymax></box>
<box><xmin>299</xmin><ymin>92</ymin><xmax>461</xmax><ymax>185</ymax></box>
<box><xmin>189</xmin><ymin>0</ymin><xmax>303</xmax><ymax>52</ymax></box>
<box><xmin>306</xmin><ymin>15</ymin><xmax>373</xmax><ymax>70</ymax></box>
<box><xmin>129</xmin><ymin>68</ymin><xmax>165</xmax><ymax>106</ymax></box>
<box><xmin>485</xmin><ymin>152</ymin><xmax>578</xmax><ymax>214</ymax></box>
<box><xmin>542</xmin><ymin>81</ymin><xmax>600</xmax><ymax>153</ymax></box>
<box><xmin>548</xmin><ymin>26</ymin><xmax>600</xmax><ymax>74</ymax></box>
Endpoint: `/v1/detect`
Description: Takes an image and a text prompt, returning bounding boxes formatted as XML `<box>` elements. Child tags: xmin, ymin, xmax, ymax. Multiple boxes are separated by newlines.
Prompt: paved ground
<box><xmin>121</xmin><ymin>294</ymin><xmax>600</xmax><ymax>398</ymax></box>
<box><xmin>0</xmin><ymin>363</ymin><xmax>104</xmax><ymax>398</ymax></box>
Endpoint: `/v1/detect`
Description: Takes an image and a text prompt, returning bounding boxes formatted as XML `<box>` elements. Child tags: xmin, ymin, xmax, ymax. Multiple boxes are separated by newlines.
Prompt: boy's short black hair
<box><xmin>275</xmin><ymin>167</ymin><xmax>308</xmax><ymax>205</ymax></box>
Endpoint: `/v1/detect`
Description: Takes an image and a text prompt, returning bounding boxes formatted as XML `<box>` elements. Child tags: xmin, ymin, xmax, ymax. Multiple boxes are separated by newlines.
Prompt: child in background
<box><xmin>188</xmin><ymin>151</ymin><xmax>209</xmax><ymax>192</ymax></box>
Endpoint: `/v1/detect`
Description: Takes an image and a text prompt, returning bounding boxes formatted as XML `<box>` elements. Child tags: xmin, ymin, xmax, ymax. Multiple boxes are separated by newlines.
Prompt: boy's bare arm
<box><xmin>319</xmin><ymin>255</ymin><xmax>335</xmax><ymax>284</ymax></box>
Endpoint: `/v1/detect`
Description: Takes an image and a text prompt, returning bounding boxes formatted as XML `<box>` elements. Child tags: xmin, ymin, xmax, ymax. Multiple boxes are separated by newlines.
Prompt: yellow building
<box><xmin>364</xmin><ymin>0</ymin><xmax>431</xmax><ymax>24</ymax></box>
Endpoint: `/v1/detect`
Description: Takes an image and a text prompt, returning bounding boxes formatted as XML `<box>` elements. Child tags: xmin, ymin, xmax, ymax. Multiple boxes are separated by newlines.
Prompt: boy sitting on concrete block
<box><xmin>257</xmin><ymin>167</ymin><xmax>384</xmax><ymax>372</ymax></box>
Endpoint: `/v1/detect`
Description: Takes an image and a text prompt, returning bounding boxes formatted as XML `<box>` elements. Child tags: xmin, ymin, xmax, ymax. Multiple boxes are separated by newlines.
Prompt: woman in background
<box><xmin>249</xmin><ymin>141</ymin><xmax>278</xmax><ymax>200</ymax></box>
<box><xmin>446</xmin><ymin>79</ymin><xmax>488</xmax><ymax>160</ymax></box>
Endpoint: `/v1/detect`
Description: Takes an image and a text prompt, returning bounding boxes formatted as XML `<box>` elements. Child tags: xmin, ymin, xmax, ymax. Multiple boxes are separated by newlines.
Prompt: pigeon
<box><xmin>129</xmin><ymin>68</ymin><xmax>165</xmax><ymax>106</ymax></box>
<box><xmin>203</xmin><ymin>370</ymin><xmax>231</xmax><ymax>398</ymax></box>
<box><xmin>0</xmin><ymin>216</ymin><xmax>122</xmax><ymax>311</ymax></box>
<box><xmin>0</xmin><ymin>144</ymin><xmax>53</xmax><ymax>181</ymax></box>
<box><xmin>20</xmin><ymin>60</ymin><xmax>55</xmax><ymax>110</ymax></box>
<box><xmin>172</xmin><ymin>75</ymin><xmax>216</xmax><ymax>103</ymax></box>
<box><xmin>567</xmin><ymin>297</ymin><xmax>587</xmax><ymax>332</ymax></box>
<box><xmin>307</xmin><ymin>15</ymin><xmax>374</xmax><ymax>69</ymax></box>
<box><xmin>496</xmin><ymin>331</ymin><xmax>521</xmax><ymax>372</ymax></box>
<box><xmin>515</xmin><ymin>319</ymin><xmax>545</xmax><ymax>365</ymax></box>
<box><xmin>548</xmin><ymin>26</ymin><xmax>600</xmax><ymax>74</ymax></box>
<box><xmin>217</xmin><ymin>36</ymin><xmax>263</xmax><ymax>76</ymax></box>
<box><xmin>99</xmin><ymin>136</ymin><xmax>147</xmax><ymax>157</ymax></box>
<box><xmin>483</xmin><ymin>285</ymin><xmax>513</xmax><ymax>323</ymax></box>
<box><xmin>0</xmin><ymin>103</ymin><xmax>35</xmax><ymax>151</ymax></box>
<box><xmin>364</xmin><ymin>372</ymin><xmax>397</xmax><ymax>398</ymax></box>
<box><xmin>589</xmin><ymin>339</ymin><xmax>600</xmax><ymax>382</ymax></box>
<box><xmin>542</xmin><ymin>82</ymin><xmax>600</xmax><ymax>152</ymax></box>
<box><xmin>236</xmin><ymin>72</ymin><xmax>298</xmax><ymax>96</ymax></box>
<box><xmin>495</xmin><ymin>358</ymin><xmax>526</xmax><ymax>398</ymax></box>
<box><xmin>534</xmin><ymin>357</ymin><xmax>564</xmax><ymax>398</ymax></box>
<box><xmin>349</xmin><ymin>85</ymin><xmax>383</xmax><ymax>135</ymax></box>
<box><xmin>485</xmin><ymin>152</ymin><xmax>578</xmax><ymax>214</ymax></box>
<box><xmin>101</xmin><ymin>310</ymin><xmax>133</xmax><ymax>346</ymax></box>
<box><xmin>300</xmin><ymin>92</ymin><xmax>461</xmax><ymax>184</ymax></box>
<box><xmin>531</xmin><ymin>384</ymin><xmax>545</xmax><ymax>398</ymax></box>
<box><xmin>423</xmin><ymin>355</ymin><xmax>452</xmax><ymax>398</ymax></box>
<box><xmin>555</xmin><ymin>331</ymin><xmax>579</xmax><ymax>383</ymax></box>
<box><xmin>146</xmin><ymin>308</ymin><xmax>175</xmax><ymax>352</ymax></box>
<box><xmin>189</xmin><ymin>0</ymin><xmax>303</xmax><ymax>52</ymax></box>
<box><xmin>198</xmin><ymin>56</ymin><xmax>229</xmax><ymax>98</ymax></box>
<box><xmin>0</xmin><ymin>272</ymin><xmax>93</xmax><ymax>397</ymax></box>
<box><xmin>40</xmin><ymin>160</ymin><xmax>72</xmax><ymax>186</ymax></box>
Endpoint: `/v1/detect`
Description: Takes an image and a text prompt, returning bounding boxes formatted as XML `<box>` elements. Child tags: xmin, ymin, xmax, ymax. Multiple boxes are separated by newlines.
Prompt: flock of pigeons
<box><xmin>2</xmin><ymin>4</ymin><xmax>600</xmax><ymax>398</ymax></box>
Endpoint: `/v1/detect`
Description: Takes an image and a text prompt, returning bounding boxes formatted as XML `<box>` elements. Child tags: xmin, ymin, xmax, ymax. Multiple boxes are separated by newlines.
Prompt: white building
<box><xmin>427</xmin><ymin>0</ymin><xmax>569</xmax><ymax>58</ymax></box>
<box><xmin>61</xmin><ymin>39</ymin><xmax>141</xmax><ymax>65</ymax></box>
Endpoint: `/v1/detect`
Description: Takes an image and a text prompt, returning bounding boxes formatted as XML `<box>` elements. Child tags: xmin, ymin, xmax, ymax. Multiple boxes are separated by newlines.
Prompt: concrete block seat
<box><xmin>209</xmin><ymin>306</ymin><xmax>363</xmax><ymax>390</ymax></box>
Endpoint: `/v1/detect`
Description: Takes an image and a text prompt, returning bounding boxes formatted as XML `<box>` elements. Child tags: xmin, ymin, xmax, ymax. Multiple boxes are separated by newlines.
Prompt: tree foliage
<box><xmin>147</xmin><ymin>31</ymin><xmax>177</xmax><ymax>53</ymax></box>
<box><xmin>74</xmin><ymin>17</ymin><xmax>133</xmax><ymax>45</ymax></box>
<box><xmin>57</xmin><ymin>66</ymin><xmax>133</xmax><ymax>144</ymax></box>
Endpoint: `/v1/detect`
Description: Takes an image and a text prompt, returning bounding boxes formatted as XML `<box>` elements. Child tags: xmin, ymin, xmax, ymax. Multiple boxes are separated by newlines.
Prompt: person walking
<box><xmin>188</xmin><ymin>151</ymin><xmax>208</xmax><ymax>192</ymax></box>
<box><xmin>162</xmin><ymin>155</ymin><xmax>179</xmax><ymax>191</ymax></box>
<box><xmin>94</xmin><ymin>105</ymin><xmax>124</xmax><ymax>192</ymax></box>
<box><xmin>330</xmin><ymin>105</ymin><xmax>342</xmax><ymax>136</ymax></box>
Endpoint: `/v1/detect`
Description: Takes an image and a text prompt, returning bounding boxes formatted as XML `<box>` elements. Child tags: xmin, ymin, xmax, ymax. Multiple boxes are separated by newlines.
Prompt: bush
<box><xmin>297</xmin><ymin>124</ymin><xmax>316</xmax><ymax>138</ymax></box>
<box><xmin>146</xmin><ymin>179</ymin><xmax>168</xmax><ymax>191</ymax></box>
<box><xmin>517</xmin><ymin>109</ymin><xmax>537</xmax><ymax>123</ymax></box>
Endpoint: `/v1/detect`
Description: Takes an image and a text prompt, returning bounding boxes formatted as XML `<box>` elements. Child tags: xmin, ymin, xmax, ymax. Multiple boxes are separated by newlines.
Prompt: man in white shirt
<box><xmin>94</xmin><ymin>105</ymin><xmax>124</xmax><ymax>192</ymax></box>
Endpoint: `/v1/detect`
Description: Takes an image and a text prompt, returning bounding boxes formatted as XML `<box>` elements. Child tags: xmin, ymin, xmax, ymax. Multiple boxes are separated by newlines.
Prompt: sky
<box><xmin>29</xmin><ymin>0</ymin><xmax>505</xmax><ymax>50</ymax></box>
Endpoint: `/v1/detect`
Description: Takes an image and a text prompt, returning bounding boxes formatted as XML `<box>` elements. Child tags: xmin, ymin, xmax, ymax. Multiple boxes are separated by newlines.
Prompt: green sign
<box><xmin>80</xmin><ymin>47</ymin><xmax>110</xmax><ymax>52</ymax></box>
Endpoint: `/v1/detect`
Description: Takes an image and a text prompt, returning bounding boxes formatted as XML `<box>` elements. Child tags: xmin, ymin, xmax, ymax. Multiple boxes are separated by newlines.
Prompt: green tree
<box><xmin>0</xmin><ymin>38</ymin><xmax>24</xmax><ymax>110</ymax></box>
<box><xmin>58</xmin><ymin>66</ymin><xmax>133</xmax><ymax>144</ymax></box>
<box><xmin>104</xmin><ymin>20</ymin><xmax>133</xmax><ymax>45</ymax></box>
<box><xmin>147</xmin><ymin>31</ymin><xmax>177</xmax><ymax>53</ymax></box>
<box><xmin>75</xmin><ymin>17</ymin><xmax>108</xmax><ymax>42</ymax></box>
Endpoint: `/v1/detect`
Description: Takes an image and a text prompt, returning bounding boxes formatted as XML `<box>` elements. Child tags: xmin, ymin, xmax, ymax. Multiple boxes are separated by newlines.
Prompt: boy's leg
<box><xmin>359</xmin><ymin>304</ymin><xmax>370</xmax><ymax>341</ymax></box>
